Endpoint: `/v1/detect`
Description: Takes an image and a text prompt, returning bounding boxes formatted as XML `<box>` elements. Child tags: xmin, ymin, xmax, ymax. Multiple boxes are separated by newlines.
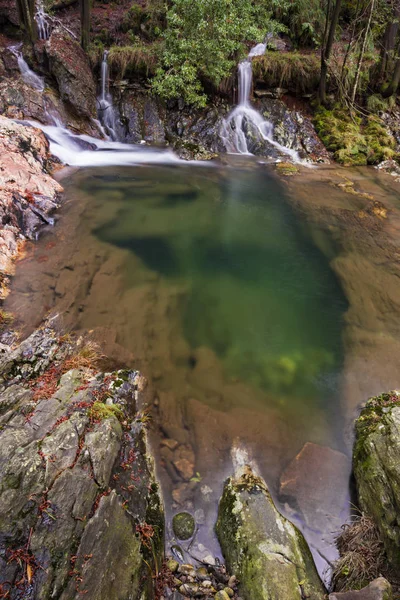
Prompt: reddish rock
<box><xmin>0</xmin><ymin>116</ymin><xmax>63</xmax><ymax>297</ymax></box>
<box><xmin>45</xmin><ymin>29</ymin><xmax>96</xmax><ymax>118</ymax></box>
<box><xmin>172</xmin><ymin>444</ymin><xmax>195</xmax><ymax>481</ymax></box>
<box><xmin>280</xmin><ymin>441</ymin><xmax>351</xmax><ymax>531</ymax></box>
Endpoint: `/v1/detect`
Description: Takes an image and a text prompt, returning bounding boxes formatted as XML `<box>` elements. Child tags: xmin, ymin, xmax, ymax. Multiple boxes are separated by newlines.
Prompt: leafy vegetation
<box><xmin>152</xmin><ymin>0</ymin><xmax>281</xmax><ymax>107</ymax></box>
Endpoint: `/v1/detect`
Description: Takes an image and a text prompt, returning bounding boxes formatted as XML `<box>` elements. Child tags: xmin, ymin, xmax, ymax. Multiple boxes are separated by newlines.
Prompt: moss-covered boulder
<box><xmin>215</xmin><ymin>466</ymin><xmax>326</xmax><ymax>600</ymax></box>
<box><xmin>354</xmin><ymin>391</ymin><xmax>400</xmax><ymax>568</ymax></box>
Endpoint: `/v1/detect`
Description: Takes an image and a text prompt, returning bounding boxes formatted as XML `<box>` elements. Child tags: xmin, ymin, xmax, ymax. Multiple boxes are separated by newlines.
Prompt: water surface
<box><xmin>8</xmin><ymin>162</ymin><xmax>353</xmax><ymax>575</ymax></box>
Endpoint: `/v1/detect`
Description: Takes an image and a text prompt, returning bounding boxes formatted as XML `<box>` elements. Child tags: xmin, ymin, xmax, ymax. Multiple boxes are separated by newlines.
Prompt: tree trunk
<box><xmin>319</xmin><ymin>0</ymin><xmax>343</xmax><ymax>104</ymax></box>
<box><xmin>382</xmin><ymin>55</ymin><xmax>400</xmax><ymax>96</ymax></box>
<box><xmin>80</xmin><ymin>0</ymin><xmax>90</xmax><ymax>51</ymax></box>
<box><xmin>16</xmin><ymin>0</ymin><xmax>36</xmax><ymax>42</ymax></box>
<box><xmin>351</xmin><ymin>0</ymin><xmax>375</xmax><ymax>104</ymax></box>
<box><xmin>380</xmin><ymin>0</ymin><xmax>400</xmax><ymax>78</ymax></box>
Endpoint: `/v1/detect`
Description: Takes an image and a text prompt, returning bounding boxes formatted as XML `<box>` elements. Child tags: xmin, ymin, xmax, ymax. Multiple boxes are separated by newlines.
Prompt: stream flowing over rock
<box><xmin>0</xmin><ymin>325</ymin><xmax>164</xmax><ymax>600</ymax></box>
<box><xmin>353</xmin><ymin>392</ymin><xmax>400</xmax><ymax>568</ymax></box>
<box><xmin>215</xmin><ymin>465</ymin><xmax>325</xmax><ymax>600</ymax></box>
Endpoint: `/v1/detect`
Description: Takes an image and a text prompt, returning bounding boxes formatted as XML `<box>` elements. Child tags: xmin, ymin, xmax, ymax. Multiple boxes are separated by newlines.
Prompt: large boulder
<box><xmin>215</xmin><ymin>465</ymin><xmax>326</xmax><ymax>600</ymax></box>
<box><xmin>0</xmin><ymin>327</ymin><xmax>164</xmax><ymax>600</ymax></box>
<box><xmin>45</xmin><ymin>29</ymin><xmax>96</xmax><ymax>118</ymax></box>
<box><xmin>353</xmin><ymin>391</ymin><xmax>400</xmax><ymax>568</ymax></box>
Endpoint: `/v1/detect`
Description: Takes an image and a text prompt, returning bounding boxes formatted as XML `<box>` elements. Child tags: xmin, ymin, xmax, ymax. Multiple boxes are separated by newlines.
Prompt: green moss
<box><xmin>314</xmin><ymin>107</ymin><xmax>397</xmax><ymax>166</ymax></box>
<box><xmin>88</xmin><ymin>401</ymin><xmax>124</xmax><ymax>422</ymax></box>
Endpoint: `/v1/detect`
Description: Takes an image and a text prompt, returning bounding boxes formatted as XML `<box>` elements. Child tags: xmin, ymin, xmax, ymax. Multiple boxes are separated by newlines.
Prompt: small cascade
<box><xmin>35</xmin><ymin>0</ymin><xmax>52</xmax><ymax>40</ymax></box>
<box><xmin>97</xmin><ymin>51</ymin><xmax>119</xmax><ymax>140</ymax></box>
<box><xmin>10</xmin><ymin>45</ymin><xmax>44</xmax><ymax>91</ymax></box>
<box><xmin>221</xmin><ymin>42</ymin><xmax>300</xmax><ymax>161</ymax></box>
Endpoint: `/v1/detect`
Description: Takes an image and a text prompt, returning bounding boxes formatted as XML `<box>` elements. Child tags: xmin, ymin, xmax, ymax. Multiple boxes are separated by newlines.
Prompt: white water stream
<box><xmin>221</xmin><ymin>43</ymin><xmax>300</xmax><ymax>161</ymax></box>
<box><xmin>97</xmin><ymin>51</ymin><xmax>120</xmax><ymax>141</ymax></box>
<box><xmin>11</xmin><ymin>41</ymin><xmax>300</xmax><ymax>169</ymax></box>
<box><xmin>10</xmin><ymin>45</ymin><xmax>45</xmax><ymax>91</ymax></box>
<box><xmin>35</xmin><ymin>0</ymin><xmax>52</xmax><ymax>40</ymax></box>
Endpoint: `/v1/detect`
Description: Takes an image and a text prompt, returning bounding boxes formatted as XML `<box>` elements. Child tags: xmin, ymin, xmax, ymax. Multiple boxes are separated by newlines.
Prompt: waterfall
<box><xmin>221</xmin><ymin>43</ymin><xmax>300</xmax><ymax>161</ymax></box>
<box><xmin>97</xmin><ymin>51</ymin><xmax>119</xmax><ymax>141</ymax></box>
<box><xmin>10</xmin><ymin>45</ymin><xmax>45</xmax><ymax>91</ymax></box>
<box><xmin>35</xmin><ymin>0</ymin><xmax>52</xmax><ymax>40</ymax></box>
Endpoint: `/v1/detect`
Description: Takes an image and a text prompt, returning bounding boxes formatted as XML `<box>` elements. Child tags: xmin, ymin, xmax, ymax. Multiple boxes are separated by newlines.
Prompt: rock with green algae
<box><xmin>172</xmin><ymin>511</ymin><xmax>196</xmax><ymax>539</ymax></box>
<box><xmin>354</xmin><ymin>391</ymin><xmax>400</xmax><ymax>568</ymax></box>
<box><xmin>329</xmin><ymin>577</ymin><xmax>392</xmax><ymax>599</ymax></box>
<box><xmin>215</xmin><ymin>465</ymin><xmax>326</xmax><ymax>600</ymax></box>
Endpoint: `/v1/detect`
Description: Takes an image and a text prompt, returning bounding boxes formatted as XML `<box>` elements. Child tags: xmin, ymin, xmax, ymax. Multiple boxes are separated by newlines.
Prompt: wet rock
<box><xmin>45</xmin><ymin>29</ymin><xmax>96</xmax><ymax>118</ymax></box>
<box><xmin>60</xmin><ymin>491</ymin><xmax>142</xmax><ymax>600</ymax></box>
<box><xmin>0</xmin><ymin>326</ymin><xmax>164</xmax><ymax>600</ymax></box>
<box><xmin>173</xmin><ymin>512</ymin><xmax>196</xmax><ymax>540</ymax></box>
<box><xmin>329</xmin><ymin>577</ymin><xmax>392</xmax><ymax>600</ymax></box>
<box><xmin>215</xmin><ymin>592</ymin><xmax>230</xmax><ymax>600</ymax></box>
<box><xmin>354</xmin><ymin>392</ymin><xmax>400</xmax><ymax>568</ymax></box>
<box><xmin>0</xmin><ymin>116</ymin><xmax>63</xmax><ymax>297</ymax></box>
<box><xmin>216</xmin><ymin>465</ymin><xmax>326</xmax><ymax>600</ymax></box>
<box><xmin>376</xmin><ymin>159</ymin><xmax>400</xmax><ymax>182</ymax></box>
<box><xmin>279</xmin><ymin>442</ymin><xmax>350</xmax><ymax>532</ymax></box>
<box><xmin>172</xmin><ymin>444</ymin><xmax>195</xmax><ymax>481</ymax></box>
<box><xmin>167</xmin><ymin>559</ymin><xmax>180</xmax><ymax>573</ymax></box>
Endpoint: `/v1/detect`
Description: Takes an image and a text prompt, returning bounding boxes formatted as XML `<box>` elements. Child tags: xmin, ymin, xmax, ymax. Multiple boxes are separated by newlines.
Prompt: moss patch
<box><xmin>314</xmin><ymin>107</ymin><xmax>397</xmax><ymax>166</ymax></box>
<box><xmin>88</xmin><ymin>401</ymin><xmax>124</xmax><ymax>423</ymax></box>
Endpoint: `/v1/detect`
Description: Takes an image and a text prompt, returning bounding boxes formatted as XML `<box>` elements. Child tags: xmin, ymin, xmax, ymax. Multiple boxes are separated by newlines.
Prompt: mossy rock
<box><xmin>313</xmin><ymin>107</ymin><xmax>397</xmax><ymax>167</ymax></box>
<box><xmin>354</xmin><ymin>391</ymin><xmax>400</xmax><ymax>569</ymax></box>
<box><xmin>216</xmin><ymin>466</ymin><xmax>325</xmax><ymax>600</ymax></box>
<box><xmin>172</xmin><ymin>511</ymin><xmax>195</xmax><ymax>540</ymax></box>
<box><xmin>276</xmin><ymin>162</ymin><xmax>299</xmax><ymax>176</ymax></box>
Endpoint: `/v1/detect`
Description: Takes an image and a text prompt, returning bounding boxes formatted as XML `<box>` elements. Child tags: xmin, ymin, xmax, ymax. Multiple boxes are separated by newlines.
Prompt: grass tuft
<box><xmin>252</xmin><ymin>52</ymin><xmax>320</xmax><ymax>94</ymax></box>
<box><xmin>108</xmin><ymin>43</ymin><xmax>163</xmax><ymax>79</ymax></box>
<box><xmin>332</xmin><ymin>513</ymin><xmax>385</xmax><ymax>591</ymax></box>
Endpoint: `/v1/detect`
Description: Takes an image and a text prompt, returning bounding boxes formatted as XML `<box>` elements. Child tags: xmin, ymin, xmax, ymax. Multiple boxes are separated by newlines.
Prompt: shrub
<box><xmin>152</xmin><ymin>0</ymin><xmax>283</xmax><ymax>107</ymax></box>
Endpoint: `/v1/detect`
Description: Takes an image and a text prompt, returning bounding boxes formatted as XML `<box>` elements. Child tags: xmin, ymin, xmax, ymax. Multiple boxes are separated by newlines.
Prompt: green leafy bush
<box><xmin>152</xmin><ymin>0</ymin><xmax>282</xmax><ymax>107</ymax></box>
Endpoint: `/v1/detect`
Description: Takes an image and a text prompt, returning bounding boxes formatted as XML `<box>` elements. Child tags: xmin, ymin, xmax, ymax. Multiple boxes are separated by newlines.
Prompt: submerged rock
<box><xmin>329</xmin><ymin>577</ymin><xmax>393</xmax><ymax>600</ymax></box>
<box><xmin>353</xmin><ymin>391</ymin><xmax>400</xmax><ymax>568</ymax></box>
<box><xmin>216</xmin><ymin>465</ymin><xmax>325</xmax><ymax>600</ymax></box>
<box><xmin>172</xmin><ymin>511</ymin><xmax>195</xmax><ymax>540</ymax></box>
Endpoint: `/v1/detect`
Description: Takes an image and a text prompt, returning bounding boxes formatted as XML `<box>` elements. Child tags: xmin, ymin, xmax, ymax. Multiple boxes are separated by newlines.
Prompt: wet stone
<box><xmin>173</xmin><ymin>512</ymin><xmax>196</xmax><ymax>540</ymax></box>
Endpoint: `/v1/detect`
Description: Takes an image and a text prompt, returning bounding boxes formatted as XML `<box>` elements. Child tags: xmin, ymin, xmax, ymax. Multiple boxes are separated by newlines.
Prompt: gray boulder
<box><xmin>215</xmin><ymin>465</ymin><xmax>326</xmax><ymax>600</ymax></box>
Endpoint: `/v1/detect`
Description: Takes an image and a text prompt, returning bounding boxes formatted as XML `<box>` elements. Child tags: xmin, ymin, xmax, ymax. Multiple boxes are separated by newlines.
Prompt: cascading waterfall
<box><xmin>97</xmin><ymin>51</ymin><xmax>119</xmax><ymax>140</ymax></box>
<box><xmin>10</xmin><ymin>45</ymin><xmax>44</xmax><ymax>91</ymax></box>
<box><xmin>35</xmin><ymin>0</ymin><xmax>52</xmax><ymax>40</ymax></box>
<box><xmin>221</xmin><ymin>42</ymin><xmax>300</xmax><ymax>161</ymax></box>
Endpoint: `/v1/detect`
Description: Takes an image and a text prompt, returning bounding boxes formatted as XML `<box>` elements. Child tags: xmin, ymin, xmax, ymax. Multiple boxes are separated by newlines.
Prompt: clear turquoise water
<box><xmin>85</xmin><ymin>164</ymin><xmax>347</xmax><ymax>403</ymax></box>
